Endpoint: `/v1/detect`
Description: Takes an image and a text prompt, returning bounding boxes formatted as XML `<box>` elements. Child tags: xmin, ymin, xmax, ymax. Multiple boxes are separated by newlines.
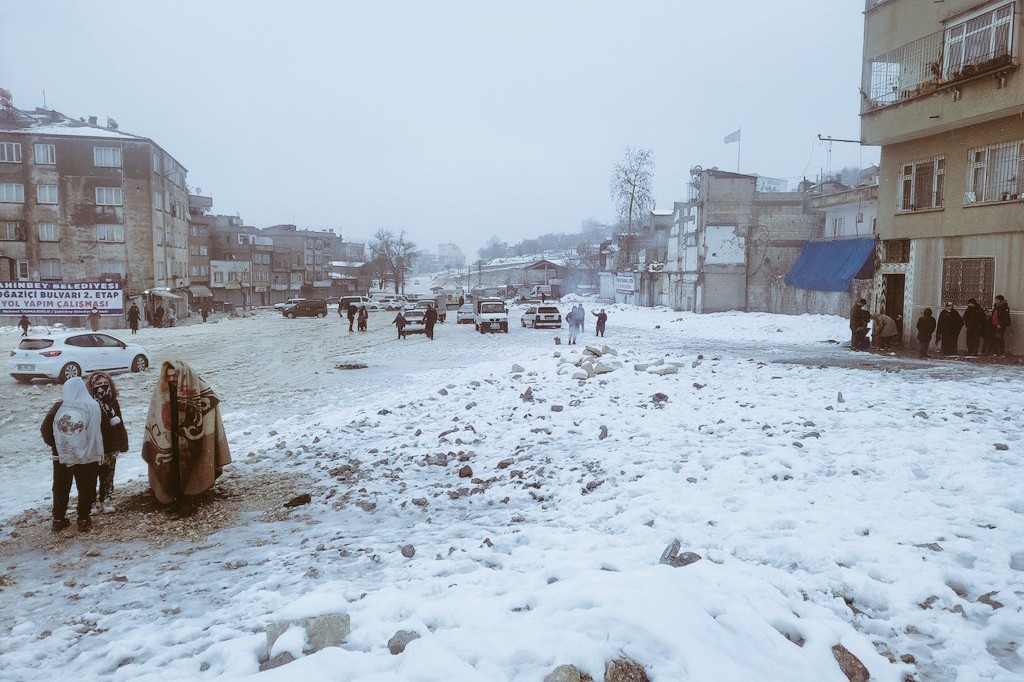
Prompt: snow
<box><xmin>17</xmin><ymin>123</ymin><xmax>140</xmax><ymax>140</ymax></box>
<box><xmin>1</xmin><ymin>305</ymin><xmax>1022</xmax><ymax>681</ymax></box>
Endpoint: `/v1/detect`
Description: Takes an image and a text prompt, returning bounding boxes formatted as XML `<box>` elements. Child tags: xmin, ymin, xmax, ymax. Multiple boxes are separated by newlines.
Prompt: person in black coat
<box><xmin>935</xmin><ymin>302</ymin><xmax>963</xmax><ymax>356</ymax></box>
<box><xmin>961</xmin><ymin>298</ymin><xmax>987</xmax><ymax>356</ymax></box>
<box><xmin>86</xmin><ymin>372</ymin><xmax>128</xmax><ymax>514</ymax></box>
<box><xmin>424</xmin><ymin>305</ymin><xmax>438</xmax><ymax>340</ymax></box>
<box><xmin>916</xmin><ymin>308</ymin><xmax>937</xmax><ymax>358</ymax></box>
<box><xmin>18</xmin><ymin>313</ymin><xmax>29</xmax><ymax>336</ymax></box>
<box><xmin>346</xmin><ymin>303</ymin><xmax>357</xmax><ymax>332</ymax></box>
<box><xmin>991</xmin><ymin>295</ymin><xmax>1012</xmax><ymax>357</ymax></box>
<box><xmin>849</xmin><ymin>299</ymin><xmax>868</xmax><ymax>349</ymax></box>
<box><xmin>127</xmin><ymin>303</ymin><xmax>141</xmax><ymax>334</ymax></box>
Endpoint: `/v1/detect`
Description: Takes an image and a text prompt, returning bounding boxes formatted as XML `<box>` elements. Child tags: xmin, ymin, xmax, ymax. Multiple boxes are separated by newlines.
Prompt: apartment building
<box><xmin>0</xmin><ymin>90</ymin><xmax>189</xmax><ymax>322</ymax></box>
<box><xmin>861</xmin><ymin>0</ymin><xmax>1023</xmax><ymax>352</ymax></box>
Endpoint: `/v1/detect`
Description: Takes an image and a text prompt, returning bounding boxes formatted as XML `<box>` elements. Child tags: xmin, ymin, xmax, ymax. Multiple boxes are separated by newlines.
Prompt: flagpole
<box><xmin>737</xmin><ymin>127</ymin><xmax>741</xmax><ymax>173</ymax></box>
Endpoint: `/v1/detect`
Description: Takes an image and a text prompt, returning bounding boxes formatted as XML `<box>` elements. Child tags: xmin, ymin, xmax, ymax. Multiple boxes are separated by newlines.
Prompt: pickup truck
<box><xmin>473</xmin><ymin>298</ymin><xmax>508</xmax><ymax>333</ymax></box>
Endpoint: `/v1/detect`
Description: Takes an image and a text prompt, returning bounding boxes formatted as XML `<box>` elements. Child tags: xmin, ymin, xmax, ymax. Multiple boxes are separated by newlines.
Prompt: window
<box><xmin>831</xmin><ymin>216</ymin><xmax>846</xmax><ymax>236</ymax></box>
<box><xmin>942</xmin><ymin>257</ymin><xmax>995</xmax><ymax>307</ymax></box>
<box><xmin>93</xmin><ymin>146</ymin><xmax>122</xmax><ymax>167</ymax></box>
<box><xmin>97</xmin><ymin>224</ymin><xmax>125</xmax><ymax>242</ymax></box>
<box><xmin>943</xmin><ymin>3</ymin><xmax>1014</xmax><ymax>80</ymax></box>
<box><xmin>95</xmin><ymin>187</ymin><xmax>123</xmax><ymax>206</ymax></box>
<box><xmin>38</xmin><ymin>222</ymin><xmax>60</xmax><ymax>241</ymax></box>
<box><xmin>0</xmin><ymin>183</ymin><xmax>25</xmax><ymax>202</ymax></box>
<box><xmin>98</xmin><ymin>260</ymin><xmax>126</xmax><ymax>277</ymax></box>
<box><xmin>883</xmin><ymin>239</ymin><xmax>910</xmax><ymax>263</ymax></box>
<box><xmin>965</xmin><ymin>139</ymin><xmax>1023</xmax><ymax>203</ymax></box>
<box><xmin>153</xmin><ymin>190</ymin><xmax>162</xmax><ymax>210</ymax></box>
<box><xmin>0</xmin><ymin>142</ymin><xmax>21</xmax><ymax>163</ymax></box>
<box><xmin>1</xmin><ymin>221</ymin><xmax>25</xmax><ymax>240</ymax></box>
<box><xmin>16</xmin><ymin>259</ymin><xmax>29</xmax><ymax>279</ymax></box>
<box><xmin>152</xmin><ymin>150</ymin><xmax>161</xmax><ymax>174</ymax></box>
<box><xmin>40</xmin><ymin>259</ymin><xmax>61</xmax><ymax>280</ymax></box>
<box><xmin>214</xmin><ymin>271</ymin><xmax>224</xmax><ymax>283</ymax></box>
<box><xmin>36</xmin><ymin>184</ymin><xmax>58</xmax><ymax>204</ymax></box>
<box><xmin>34</xmin><ymin>143</ymin><xmax>56</xmax><ymax>165</ymax></box>
<box><xmin>899</xmin><ymin>157</ymin><xmax>944</xmax><ymax>211</ymax></box>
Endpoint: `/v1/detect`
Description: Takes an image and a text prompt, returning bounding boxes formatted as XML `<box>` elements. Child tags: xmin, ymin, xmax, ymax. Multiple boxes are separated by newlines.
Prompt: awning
<box><xmin>224</xmin><ymin>282</ymin><xmax>241</xmax><ymax>290</ymax></box>
<box><xmin>784</xmin><ymin>238</ymin><xmax>875</xmax><ymax>292</ymax></box>
<box><xmin>188</xmin><ymin>285</ymin><xmax>213</xmax><ymax>297</ymax></box>
<box><xmin>148</xmin><ymin>289</ymin><xmax>182</xmax><ymax>299</ymax></box>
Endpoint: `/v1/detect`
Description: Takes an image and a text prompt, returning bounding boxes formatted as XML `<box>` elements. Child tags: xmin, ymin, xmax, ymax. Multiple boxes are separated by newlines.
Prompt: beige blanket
<box><xmin>141</xmin><ymin>360</ymin><xmax>231</xmax><ymax>504</ymax></box>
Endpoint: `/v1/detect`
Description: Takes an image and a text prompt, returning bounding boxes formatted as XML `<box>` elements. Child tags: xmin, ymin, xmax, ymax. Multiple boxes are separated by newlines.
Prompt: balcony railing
<box><xmin>862</xmin><ymin>5</ymin><xmax>1017</xmax><ymax>112</ymax></box>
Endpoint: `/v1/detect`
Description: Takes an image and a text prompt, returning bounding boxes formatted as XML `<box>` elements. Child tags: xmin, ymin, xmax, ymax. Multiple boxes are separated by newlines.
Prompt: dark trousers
<box><xmin>596</xmin><ymin>323</ymin><xmax>605</xmax><ymax>337</ymax></box>
<box><xmin>917</xmin><ymin>337</ymin><xmax>931</xmax><ymax>358</ymax></box>
<box><xmin>940</xmin><ymin>336</ymin><xmax>959</xmax><ymax>356</ymax></box>
<box><xmin>965</xmin><ymin>330</ymin><xmax>981</xmax><ymax>355</ymax></box>
<box><xmin>425</xmin><ymin>323</ymin><xmax>435</xmax><ymax>339</ymax></box>
<box><xmin>992</xmin><ymin>329</ymin><xmax>1006</xmax><ymax>356</ymax></box>
<box><xmin>97</xmin><ymin>452</ymin><xmax>118</xmax><ymax>503</ymax></box>
<box><xmin>53</xmin><ymin>461</ymin><xmax>99</xmax><ymax>520</ymax></box>
<box><xmin>348</xmin><ymin>317</ymin><xmax>354</xmax><ymax>331</ymax></box>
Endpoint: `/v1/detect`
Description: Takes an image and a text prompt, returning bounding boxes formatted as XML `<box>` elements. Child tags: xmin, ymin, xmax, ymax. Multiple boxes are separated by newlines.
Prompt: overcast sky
<box><xmin>1</xmin><ymin>0</ymin><xmax>878</xmax><ymax>258</ymax></box>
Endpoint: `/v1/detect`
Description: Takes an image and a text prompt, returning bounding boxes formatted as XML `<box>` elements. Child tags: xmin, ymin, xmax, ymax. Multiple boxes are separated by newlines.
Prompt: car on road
<box><xmin>402</xmin><ymin>309</ymin><xmax>427</xmax><ymax>335</ymax></box>
<box><xmin>340</xmin><ymin>296</ymin><xmax>382</xmax><ymax>312</ymax></box>
<box><xmin>473</xmin><ymin>298</ymin><xmax>509</xmax><ymax>333</ymax></box>
<box><xmin>274</xmin><ymin>297</ymin><xmax>305</xmax><ymax>311</ymax></box>
<box><xmin>382</xmin><ymin>297</ymin><xmax>408</xmax><ymax>311</ymax></box>
<box><xmin>8</xmin><ymin>332</ymin><xmax>150</xmax><ymax>384</ymax></box>
<box><xmin>281</xmin><ymin>299</ymin><xmax>328</xmax><ymax>318</ymax></box>
<box><xmin>456</xmin><ymin>303</ymin><xmax>475</xmax><ymax>324</ymax></box>
<box><xmin>521</xmin><ymin>305</ymin><xmax>562</xmax><ymax>328</ymax></box>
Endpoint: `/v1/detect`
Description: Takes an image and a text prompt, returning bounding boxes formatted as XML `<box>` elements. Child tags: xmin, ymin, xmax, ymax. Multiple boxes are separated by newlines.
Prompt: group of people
<box><xmin>340</xmin><ymin>302</ymin><xmax>369</xmax><ymax>332</ymax></box>
<box><xmin>41</xmin><ymin>373</ymin><xmax>127</xmax><ymax>532</ymax></box>
<box><xmin>41</xmin><ymin>360</ymin><xmax>232</xmax><ymax>533</ymax></box>
<box><xmin>851</xmin><ymin>296</ymin><xmax>1013</xmax><ymax>358</ymax></box>
<box><xmin>916</xmin><ymin>295</ymin><xmax>1012</xmax><ymax>358</ymax></box>
<box><xmin>563</xmin><ymin>304</ymin><xmax>609</xmax><ymax>344</ymax></box>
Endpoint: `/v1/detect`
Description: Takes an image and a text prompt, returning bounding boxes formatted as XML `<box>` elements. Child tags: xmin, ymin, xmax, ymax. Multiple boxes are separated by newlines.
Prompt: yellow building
<box><xmin>861</xmin><ymin>0</ymin><xmax>1023</xmax><ymax>354</ymax></box>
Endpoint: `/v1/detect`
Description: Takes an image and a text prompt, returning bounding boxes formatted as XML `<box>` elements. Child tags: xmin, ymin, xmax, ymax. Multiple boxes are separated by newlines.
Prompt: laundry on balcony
<box><xmin>784</xmin><ymin>238</ymin><xmax>876</xmax><ymax>292</ymax></box>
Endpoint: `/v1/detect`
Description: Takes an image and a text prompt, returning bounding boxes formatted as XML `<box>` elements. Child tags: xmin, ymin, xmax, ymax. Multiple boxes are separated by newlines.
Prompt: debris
<box><xmin>284</xmin><ymin>494</ymin><xmax>311</xmax><ymax>508</ymax></box>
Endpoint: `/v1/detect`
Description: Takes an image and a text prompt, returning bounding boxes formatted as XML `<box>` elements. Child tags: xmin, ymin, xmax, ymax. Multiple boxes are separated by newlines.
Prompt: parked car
<box><xmin>281</xmin><ymin>299</ymin><xmax>328</xmax><ymax>318</ymax></box>
<box><xmin>402</xmin><ymin>309</ymin><xmax>427</xmax><ymax>334</ymax></box>
<box><xmin>340</xmin><ymin>296</ymin><xmax>381</xmax><ymax>312</ymax></box>
<box><xmin>274</xmin><ymin>297</ymin><xmax>305</xmax><ymax>310</ymax></box>
<box><xmin>9</xmin><ymin>332</ymin><xmax>150</xmax><ymax>384</ymax></box>
<box><xmin>382</xmin><ymin>297</ymin><xmax>408</xmax><ymax>311</ymax></box>
<box><xmin>456</xmin><ymin>303</ymin><xmax>475</xmax><ymax>324</ymax></box>
<box><xmin>521</xmin><ymin>305</ymin><xmax>562</xmax><ymax>328</ymax></box>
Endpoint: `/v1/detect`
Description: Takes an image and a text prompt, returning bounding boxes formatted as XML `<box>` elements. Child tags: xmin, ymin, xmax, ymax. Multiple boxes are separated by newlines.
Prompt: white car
<box><xmin>456</xmin><ymin>303</ymin><xmax>475</xmax><ymax>324</ymax></box>
<box><xmin>521</xmin><ymin>305</ymin><xmax>562</xmax><ymax>328</ymax></box>
<box><xmin>274</xmin><ymin>297</ymin><xmax>305</xmax><ymax>310</ymax></box>
<box><xmin>9</xmin><ymin>331</ymin><xmax>151</xmax><ymax>384</ymax></box>
<box><xmin>401</xmin><ymin>309</ymin><xmax>427</xmax><ymax>335</ymax></box>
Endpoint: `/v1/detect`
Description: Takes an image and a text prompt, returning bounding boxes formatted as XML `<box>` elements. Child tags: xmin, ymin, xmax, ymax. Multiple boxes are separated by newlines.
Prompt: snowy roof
<box><xmin>329</xmin><ymin>261</ymin><xmax>366</xmax><ymax>268</ymax></box>
<box><xmin>10</xmin><ymin>122</ymin><xmax>141</xmax><ymax>140</ymax></box>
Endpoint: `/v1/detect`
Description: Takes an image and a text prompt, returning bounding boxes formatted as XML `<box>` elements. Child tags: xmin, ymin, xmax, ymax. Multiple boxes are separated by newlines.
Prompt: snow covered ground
<box><xmin>0</xmin><ymin>305</ymin><xmax>1022</xmax><ymax>681</ymax></box>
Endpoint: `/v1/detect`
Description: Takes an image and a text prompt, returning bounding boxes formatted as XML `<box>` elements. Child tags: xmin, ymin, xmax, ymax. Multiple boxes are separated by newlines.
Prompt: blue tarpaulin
<box><xmin>784</xmin><ymin>238</ymin><xmax>876</xmax><ymax>292</ymax></box>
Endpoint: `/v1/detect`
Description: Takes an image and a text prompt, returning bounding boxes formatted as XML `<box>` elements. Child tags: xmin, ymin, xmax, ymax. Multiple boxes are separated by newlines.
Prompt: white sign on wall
<box><xmin>705</xmin><ymin>226</ymin><xmax>746</xmax><ymax>265</ymax></box>
<box><xmin>0</xmin><ymin>281</ymin><xmax>125</xmax><ymax>316</ymax></box>
<box><xmin>615</xmin><ymin>272</ymin><xmax>635</xmax><ymax>294</ymax></box>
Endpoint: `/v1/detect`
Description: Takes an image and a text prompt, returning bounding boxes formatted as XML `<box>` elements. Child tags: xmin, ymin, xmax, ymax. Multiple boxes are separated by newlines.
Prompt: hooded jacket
<box><xmin>41</xmin><ymin>377</ymin><xmax>104</xmax><ymax>465</ymax></box>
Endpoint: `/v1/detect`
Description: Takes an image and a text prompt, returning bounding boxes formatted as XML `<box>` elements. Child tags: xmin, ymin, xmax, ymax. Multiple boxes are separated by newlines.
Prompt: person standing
<box><xmin>592</xmin><ymin>309</ymin><xmax>608</xmax><ymax>337</ymax></box>
<box><xmin>916</xmin><ymin>308</ymin><xmax>937</xmax><ymax>359</ymax></box>
<box><xmin>87</xmin><ymin>373</ymin><xmax>128</xmax><ymax>514</ymax></box>
<box><xmin>991</xmin><ymin>295</ymin><xmax>1012</xmax><ymax>357</ymax></box>
<box><xmin>849</xmin><ymin>299</ymin><xmax>868</xmax><ymax>349</ymax></box>
<box><xmin>393</xmin><ymin>310</ymin><xmax>407</xmax><ymax>340</ymax></box>
<box><xmin>200</xmin><ymin>305</ymin><xmax>209</xmax><ymax>323</ymax></box>
<box><xmin>962</xmin><ymin>298</ymin><xmax>987</xmax><ymax>356</ymax></box>
<box><xmin>127</xmin><ymin>302</ymin><xmax>141</xmax><ymax>334</ymax></box>
<box><xmin>575</xmin><ymin>304</ymin><xmax>585</xmax><ymax>332</ymax></box>
<box><xmin>18</xmin><ymin>313</ymin><xmax>30</xmax><ymax>336</ymax></box>
<box><xmin>424</xmin><ymin>304</ymin><xmax>438</xmax><ymax>340</ymax></box>
<box><xmin>87</xmin><ymin>305</ymin><xmax>101</xmax><ymax>332</ymax></box>
<box><xmin>357</xmin><ymin>305</ymin><xmax>368</xmax><ymax>332</ymax></box>
<box><xmin>347</xmin><ymin>303</ymin><xmax>357</xmax><ymax>332</ymax></box>
<box><xmin>41</xmin><ymin>377</ymin><xmax>104</xmax><ymax>532</ymax></box>
<box><xmin>936</xmin><ymin>302</ymin><xmax>963</xmax><ymax>356</ymax></box>
<box><xmin>166</xmin><ymin>307</ymin><xmax>177</xmax><ymax>327</ymax></box>
<box><xmin>565</xmin><ymin>307</ymin><xmax>579</xmax><ymax>345</ymax></box>
<box><xmin>153</xmin><ymin>305</ymin><xmax>165</xmax><ymax>329</ymax></box>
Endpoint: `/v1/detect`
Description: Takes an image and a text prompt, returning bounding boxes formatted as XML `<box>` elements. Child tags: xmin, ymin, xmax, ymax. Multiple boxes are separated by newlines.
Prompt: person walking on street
<box><xmin>916</xmin><ymin>308</ymin><xmax>937</xmax><ymax>359</ymax></box>
<box><xmin>357</xmin><ymin>305</ymin><xmax>368</xmax><ymax>332</ymax></box>
<box><xmin>200</xmin><ymin>305</ymin><xmax>209</xmax><ymax>323</ymax></box>
<box><xmin>393</xmin><ymin>310</ymin><xmax>407</xmax><ymax>339</ymax></box>
<box><xmin>87</xmin><ymin>373</ymin><xmax>128</xmax><ymax>514</ymax></box>
<box><xmin>347</xmin><ymin>303</ymin><xmax>357</xmax><ymax>332</ymax></box>
<box><xmin>87</xmin><ymin>305</ymin><xmax>101</xmax><ymax>332</ymax></box>
<box><xmin>424</xmin><ymin>304</ymin><xmax>438</xmax><ymax>340</ymax></box>
<box><xmin>592</xmin><ymin>309</ymin><xmax>608</xmax><ymax>337</ymax></box>
<box><xmin>127</xmin><ymin>302</ymin><xmax>141</xmax><ymax>334</ymax></box>
<box><xmin>962</xmin><ymin>298</ymin><xmax>987</xmax><ymax>356</ymax></box>
<box><xmin>18</xmin><ymin>313</ymin><xmax>29</xmax><ymax>336</ymax></box>
<box><xmin>41</xmin><ymin>377</ymin><xmax>104</xmax><ymax>532</ymax></box>
<box><xmin>936</xmin><ymin>302</ymin><xmax>964</xmax><ymax>356</ymax></box>
<box><xmin>871</xmin><ymin>312</ymin><xmax>899</xmax><ymax>350</ymax></box>
<box><xmin>991</xmin><ymin>295</ymin><xmax>1012</xmax><ymax>357</ymax></box>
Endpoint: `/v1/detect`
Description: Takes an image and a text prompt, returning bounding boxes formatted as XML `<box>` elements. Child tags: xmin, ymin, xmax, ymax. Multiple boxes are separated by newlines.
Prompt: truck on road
<box><xmin>473</xmin><ymin>298</ymin><xmax>508</xmax><ymax>333</ymax></box>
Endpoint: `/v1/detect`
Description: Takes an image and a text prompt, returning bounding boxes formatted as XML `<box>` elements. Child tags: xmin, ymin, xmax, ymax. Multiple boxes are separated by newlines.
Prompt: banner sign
<box><xmin>615</xmin><ymin>272</ymin><xmax>635</xmax><ymax>294</ymax></box>
<box><xmin>0</xmin><ymin>281</ymin><xmax>125</xmax><ymax>316</ymax></box>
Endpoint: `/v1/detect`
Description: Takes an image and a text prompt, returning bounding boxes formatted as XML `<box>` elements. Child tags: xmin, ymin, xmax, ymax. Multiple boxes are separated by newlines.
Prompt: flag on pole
<box><xmin>723</xmin><ymin>128</ymin><xmax>741</xmax><ymax>144</ymax></box>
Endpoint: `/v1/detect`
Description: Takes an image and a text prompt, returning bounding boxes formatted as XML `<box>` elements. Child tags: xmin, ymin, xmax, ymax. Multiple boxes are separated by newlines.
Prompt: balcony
<box><xmin>862</xmin><ymin>5</ymin><xmax>1017</xmax><ymax>113</ymax></box>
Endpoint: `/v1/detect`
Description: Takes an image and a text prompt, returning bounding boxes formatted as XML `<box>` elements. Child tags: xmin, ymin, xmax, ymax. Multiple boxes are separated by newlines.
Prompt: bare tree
<box><xmin>478</xmin><ymin>236</ymin><xmax>507</xmax><ymax>261</ymax></box>
<box><xmin>370</xmin><ymin>229</ymin><xmax>417</xmax><ymax>294</ymax></box>
<box><xmin>609</xmin><ymin>147</ymin><xmax>654</xmax><ymax>266</ymax></box>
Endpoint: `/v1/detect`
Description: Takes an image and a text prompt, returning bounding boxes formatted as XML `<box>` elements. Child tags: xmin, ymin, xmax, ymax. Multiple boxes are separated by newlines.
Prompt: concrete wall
<box><xmin>769</xmin><ymin>279</ymin><xmax>874</xmax><ymax>318</ymax></box>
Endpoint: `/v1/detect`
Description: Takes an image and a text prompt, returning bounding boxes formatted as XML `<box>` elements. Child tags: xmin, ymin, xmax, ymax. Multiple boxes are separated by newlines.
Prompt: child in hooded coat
<box><xmin>41</xmin><ymin>377</ymin><xmax>104</xmax><ymax>532</ymax></box>
<box><xmin>87</xmin><ymin>372</ymin><xmax>129</xmax><ymax>514</ymax></box>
